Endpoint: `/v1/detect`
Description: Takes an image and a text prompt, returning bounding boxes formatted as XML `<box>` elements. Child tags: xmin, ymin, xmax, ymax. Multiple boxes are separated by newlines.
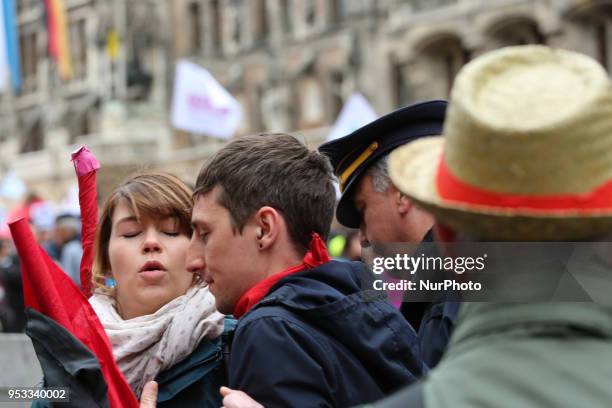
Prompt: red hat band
<box><xmin>436</xmin><ymin>156</ymin><xmax>612</xmax><ymax>213</ymax></box>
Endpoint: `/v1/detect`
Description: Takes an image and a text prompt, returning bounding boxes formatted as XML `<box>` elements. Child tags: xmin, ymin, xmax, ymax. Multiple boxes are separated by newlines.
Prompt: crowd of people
<box><xmin>4</xmin><ymin>44</ymin><xmax>612</xmax><ymax>407</ymax></box>
<box><xmin>0</xmin><ymin>198</ymin><xmax>83</xmax><ymax>332</ymax></box>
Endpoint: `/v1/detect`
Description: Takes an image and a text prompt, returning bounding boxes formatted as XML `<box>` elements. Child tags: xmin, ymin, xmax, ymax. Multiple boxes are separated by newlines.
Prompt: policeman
<box><xmin>319</xmin><ymin>100</ymin><xmax>458</xmax><ymax>368</ymax></box>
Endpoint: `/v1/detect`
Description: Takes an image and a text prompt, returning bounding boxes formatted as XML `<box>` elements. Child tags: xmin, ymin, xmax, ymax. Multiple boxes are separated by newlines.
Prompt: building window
<box><xmin>595</xmin><ymin>19</ymin><xmax>612</xmax><ymax>71</ymax></box>
<box><xmin>329</xmin><ymin>0</ymin><xmax>340</xmax><ymax>25</ymax></box>
<box><xmin>292</xmin><ymin>0</ymin><xmax>324</xmax><ymax>38</ymax></box>
<box><xmin>297</xmin><ymin>76</ymin><xmax>325</xmax><ymax>129</ymax></box>
<box><xmin>393</xmin><ymin>35</ymin><xmax>468</xmax><ymax>105</ymax></box>
<box><xmin>391</xmin><ymin>60</ymin><xmax>412</xmax><ymax>107</ymax></box>
<box><xmin>423</xmin><ymin>37</ymin><xmax>468</xmax><ymax>97</ymax></box>
<box><xmin>189</xmin><ymin>1</ymin><xmax>203</xmax><ymax>53</ymax></box>
<box><xmin>488</xmin><ymin>19</ymin><xmax>544</xmax><ymax>48</ymax></box>
<box><xmin>254</xmin><ymin>0</ymin><xmax>268</xmax><ymax>43</ymax></box>
<box><xmin>261</xmin><ymin>85</ymin><xmax>293</xmax><ymax>132</ymax></box>
<box><xmin>221</xmin><ymin>0</ymin><xmax>242</xmax><ymax>53</ymax></box>
<box><xmin>568</xmin><ymin>6</ymin><xmax>612</xmax><ymax>74</ymax></box>
<box><xmin>126</xmin><ymin>54</ymin><xmax>152</xmax><ymax>101</ymax></box>
<box><xmin>232</xmin><ymin>14</ymin><xmax>241</xmax><ymax>46</ymax></box>
<box><xmin>279</xmin><ymin>0</ymin><xmax>291</xmax><ymax>35</ymax></box>
<box><xmin>329</xmin><ymin>71</ymin><xmax>344</xmax><ymax>119</ymax></box>
<box><xmin>67</xmin><ymin>105</ymin><xmax>97</xmax><ymax>144</ymax></box>
<box><xmin>253</xmin><ymin>85</ymin><xmax>265</xmax><ymax>131</ymax></box>
<box><xmin>18</xmin><ymin>29</ymin><xmax>38</xmax><ymax>94</ymax></box>
<box><xmin>305</xmin><ymin>1</ymin><xmax>316</xmax><ymax>26</ymax></box>
<box><xmin>234</xmin><ymin>92</ymin><xmax>250</xmax><ymax>135</ymax></box>
<box><xmin>210</xmin><ymin>0</ymin><xmax>222</xmax><ymax>53</ymax></box>
<box><xmin>69</xmin><ymin>113</ymin><xmax>89</xmax><ymax>144</ymax></box>
<box><xmin>69</xmin><ymin>18</ymin><xmax>88</xmax><ymax>80</ymax></box>
<box><xmin>20</xmin><ymin>118</ymin><xmax>43</xmax><ymax>153</ymax></box>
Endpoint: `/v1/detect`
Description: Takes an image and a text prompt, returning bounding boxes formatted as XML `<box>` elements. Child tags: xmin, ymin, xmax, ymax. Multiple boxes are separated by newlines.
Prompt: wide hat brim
<box><xmin>389</xmin><ymin>137</ymin><xmax>612</xmax><ymax>241</ymax></box>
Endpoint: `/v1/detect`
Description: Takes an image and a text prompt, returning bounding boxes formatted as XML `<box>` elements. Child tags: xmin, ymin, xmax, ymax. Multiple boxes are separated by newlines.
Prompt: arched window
<box><xmin>261</xmin><ymin>85</ymin><xmax>293</xmax><ymax>132</ymax></box>
<box><xmin>391</xmin><ymin>35</ymin><xmax>468</xmax><ymax>107</ymax></box>
<box><xmin>487</xmin><ymin>17</ymin><xmax>545</xmax><ymax>48</ymax></box>
<box><xmin>19</xmin><ymin>114</ymin><xmax>44</xmax><ymax>153</ymax></box>
<box><xmin>296</xmin><ymin>75</ymin><xmax>325</xmax><ymax>129</ymax></box>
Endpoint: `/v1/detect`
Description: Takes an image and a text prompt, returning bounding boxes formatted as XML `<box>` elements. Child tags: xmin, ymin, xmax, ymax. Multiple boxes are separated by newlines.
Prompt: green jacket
<box><xmin>369</xmin><ymin>303</ymin><xmax>612</xmax><ymax>407</ymax></box>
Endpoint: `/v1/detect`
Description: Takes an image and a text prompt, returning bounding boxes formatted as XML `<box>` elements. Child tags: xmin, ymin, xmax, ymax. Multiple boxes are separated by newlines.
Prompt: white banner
<box><xmin>327</xmin><ymin>92</ymin><xmax>378</xmax><ymax>141</ymax></box>
<box><xmin>171</xmin><ymin>60</ymin><xmax>242</xmax><ymax>139</ymax></box>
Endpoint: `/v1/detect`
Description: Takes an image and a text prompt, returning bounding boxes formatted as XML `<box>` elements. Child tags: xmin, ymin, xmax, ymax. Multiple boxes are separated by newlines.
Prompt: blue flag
<box><xmin>2</xmin><ymin>0</ymin><xmax>21</xmax><ymax>91</ymax></box>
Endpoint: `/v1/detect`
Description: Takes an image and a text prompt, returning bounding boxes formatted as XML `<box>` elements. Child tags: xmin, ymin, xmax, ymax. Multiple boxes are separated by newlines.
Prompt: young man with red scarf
<box><xmin>185</xmin><ymin>133</ymin><xmax>424</xmax><ymax>407</ymax></box>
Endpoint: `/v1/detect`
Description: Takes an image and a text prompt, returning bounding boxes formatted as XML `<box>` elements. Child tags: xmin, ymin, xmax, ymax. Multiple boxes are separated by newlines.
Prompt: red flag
<box><xmin>71</xmin><ymin>146</ymin><xmax>100</xmax><ymax>298</ymax></box>
<box><xmin>9</xmin><ymin>218</ymin><xmax>139</xmax><ymax>407</ymax></box>
<box><xmin>44</xmin><ymin>0</ymin><xmax>58</xmax><ymax>59</ymax></box>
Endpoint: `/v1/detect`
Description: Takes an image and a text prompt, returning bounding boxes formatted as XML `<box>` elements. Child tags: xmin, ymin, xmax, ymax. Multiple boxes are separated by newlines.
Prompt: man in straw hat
<box><xmin>362</xmin><ymin>45</ymin><xmax>612</xmax><ymax>407</ymax></box>
<box><xmin>318</xmin><ymin>101</ymin><xmax>458</xmax><ymax>369</ymax></box>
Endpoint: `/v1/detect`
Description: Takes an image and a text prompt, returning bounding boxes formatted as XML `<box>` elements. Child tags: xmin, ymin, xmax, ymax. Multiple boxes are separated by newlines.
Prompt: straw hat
<box><xmin>389</xmin><ymin>46</ymin><xmax>612</xmax><ymax>240</ymax></box>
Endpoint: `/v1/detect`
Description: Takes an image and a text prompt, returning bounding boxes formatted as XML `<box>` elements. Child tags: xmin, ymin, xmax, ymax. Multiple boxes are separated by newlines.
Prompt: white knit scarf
<box><xmin>89</xmin><ymin>286</ymin><xmax>225</xmax><ymax>397</ymax></box>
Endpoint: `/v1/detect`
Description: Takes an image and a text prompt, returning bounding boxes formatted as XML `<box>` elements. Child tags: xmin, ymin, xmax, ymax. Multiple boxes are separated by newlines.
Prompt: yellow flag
<box><xmin>106</xmin><ymin>29</ymin><xmax>119</xmax><ymax>61</ymax></box>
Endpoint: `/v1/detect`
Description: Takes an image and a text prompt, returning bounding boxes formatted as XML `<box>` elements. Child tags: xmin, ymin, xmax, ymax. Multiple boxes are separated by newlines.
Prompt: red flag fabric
<box><xmin>71</xmin><ymin>146</ymin><xmax>100</xmax><ymax>298</ymax></box>
<box><xmin>44</xmin><ymin>0</ymin><xmax>58</xmax><ymax>60</ymax></box>
<box><xmin>9</xmin><ymin>218</ymin><xmax>139</xmax><ymax>407</ymax></box>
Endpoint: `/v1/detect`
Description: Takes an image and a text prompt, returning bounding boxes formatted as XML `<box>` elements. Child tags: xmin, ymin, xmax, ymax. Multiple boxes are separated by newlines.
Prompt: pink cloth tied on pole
<box><xmin>71</xmin><ymin>146</ymin><xmax>100</xmax><ymax>297</ymax></box>
<box><xmin>71</xmin><ymin>146</ymin><xmax>100</xmax><ymax>176</ymax></box>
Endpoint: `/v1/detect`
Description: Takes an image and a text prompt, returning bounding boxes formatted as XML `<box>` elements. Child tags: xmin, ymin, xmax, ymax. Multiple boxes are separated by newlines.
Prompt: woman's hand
<box><xmin>220</xmin><ymin>386</ymin><xmax>263</xmax><ymax>408</ymax></box>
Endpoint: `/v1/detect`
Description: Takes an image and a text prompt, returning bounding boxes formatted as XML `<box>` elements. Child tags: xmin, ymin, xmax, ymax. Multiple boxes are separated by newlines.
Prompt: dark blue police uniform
<box><xmin>319</xmin><ymin>100</ymin><xmax>458</xmax><ymax>369</ymax></box>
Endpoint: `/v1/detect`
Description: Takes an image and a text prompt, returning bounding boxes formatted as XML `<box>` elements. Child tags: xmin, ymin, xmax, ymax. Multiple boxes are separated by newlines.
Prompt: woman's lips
<box><xmin>139</xmin><ymin>260</ymin><xmax>167</xmax><ymax>281</ymax></box>
<box><xmin>138</xmin><ymin>269</ymin><xmax>167</xmax><ymax>281</ymax></box>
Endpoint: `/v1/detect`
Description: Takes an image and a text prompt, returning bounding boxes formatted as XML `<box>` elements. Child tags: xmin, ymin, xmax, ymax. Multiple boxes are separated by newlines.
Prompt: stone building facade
<box><xmin>1</xmin><ymin>0</ymin><xmax>611</xmax><ymax>201</ymax></box>
<box><xmin>180</xmin><ymin>0</ymin><xmax>611</xmax><ymax>140</ymax></box>
<box><xmin>0</xmin><ymin>0</ymin><xmax>179</xmax><ymax>201</ymax></box>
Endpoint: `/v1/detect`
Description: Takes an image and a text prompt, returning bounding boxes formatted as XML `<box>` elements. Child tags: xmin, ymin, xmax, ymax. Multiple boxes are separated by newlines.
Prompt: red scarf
<box><xmin>233</xmin><ymin>233</ymin><xmax>331</xmax><ymax>319</ymax></box>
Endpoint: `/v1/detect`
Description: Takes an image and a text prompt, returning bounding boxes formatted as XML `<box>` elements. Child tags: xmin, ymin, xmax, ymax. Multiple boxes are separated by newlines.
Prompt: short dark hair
<box><xmin>194</xmin><ymin>133</ymin><xmax>336</xmax><ymax>253</ymax></box>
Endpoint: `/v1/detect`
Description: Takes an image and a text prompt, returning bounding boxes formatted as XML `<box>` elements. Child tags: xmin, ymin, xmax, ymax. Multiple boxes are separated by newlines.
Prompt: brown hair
<box><xmin>92</xmin><ymin>171</ymin><xmax>193</xmax><ymax>293</ymax></box>
<box><xmin>193</xmin><ymin>133</ymin><xmax>336</xmax><ymax>253</ymax></box>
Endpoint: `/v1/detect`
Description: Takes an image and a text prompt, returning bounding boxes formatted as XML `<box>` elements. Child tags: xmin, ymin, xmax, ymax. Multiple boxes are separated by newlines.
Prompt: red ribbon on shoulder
<box><xmin>233</xmin><ymin>233</ymin><xmax>331</xmax><ymax>319</ymax></box>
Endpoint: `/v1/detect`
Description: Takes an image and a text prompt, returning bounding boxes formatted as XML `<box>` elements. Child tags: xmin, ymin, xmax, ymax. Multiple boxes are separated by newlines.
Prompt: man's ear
<box><xmin>392</xmin><ymin>184</ymin><xmax>412</xmax><ymax>215</ymax></box>
<box><xmin>254</xmin><ymin>206</ymin><xmax>282</xmax><ymax>250</ymax></box>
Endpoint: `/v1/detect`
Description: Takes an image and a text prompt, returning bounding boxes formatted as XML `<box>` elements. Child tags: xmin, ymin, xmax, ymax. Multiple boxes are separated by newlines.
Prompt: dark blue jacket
<box><xmin>228</xmin><ymin>260</ymin><xmax>424</xmax><ymax>408</ymax></box>
<box><xmin>399</xmin><ymin>231</ymin><xmax>459</xmax><ymax>368</ymax></box>
<box><xmin>154</xmin><ymin>337</ymin><xmax>224</xmax><ymax>407</ymax></box>
<box><xmin>29</xmin><ymin>308</ymin><xmax>234</xmax><ymax>408</ymax></box>
<box><xmin>412</xmin><ymin>301</ymin><xmax>459</xmax><ymax>368</ymax></box>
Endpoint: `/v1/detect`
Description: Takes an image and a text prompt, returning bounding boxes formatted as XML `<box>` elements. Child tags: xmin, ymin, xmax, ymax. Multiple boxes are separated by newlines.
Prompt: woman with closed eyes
<box><xmin>88</xmin><ymin>172</ymin><xmax>227</xmax><ymax>407</ymax></box>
